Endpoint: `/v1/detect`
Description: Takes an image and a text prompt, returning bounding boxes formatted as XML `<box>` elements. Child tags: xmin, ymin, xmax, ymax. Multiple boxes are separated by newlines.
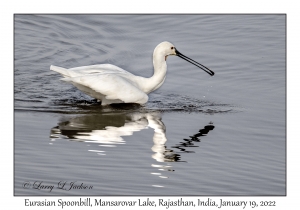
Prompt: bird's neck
<box><xmin>145</xmin><ymin>54</ymin><xmax>167</xmax><ymax>93</ymax></box>
<box><xmin>134</xmin><ymin>52</ymin><xmax>167</xmax><ymax>94</ymax></box>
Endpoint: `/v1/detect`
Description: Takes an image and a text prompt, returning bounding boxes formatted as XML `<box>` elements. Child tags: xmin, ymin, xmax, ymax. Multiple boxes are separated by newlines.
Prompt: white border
<box><xmin>4</xmin><ymin>0</ymin><xmax>298</xmax><ymax>209</ymax></box>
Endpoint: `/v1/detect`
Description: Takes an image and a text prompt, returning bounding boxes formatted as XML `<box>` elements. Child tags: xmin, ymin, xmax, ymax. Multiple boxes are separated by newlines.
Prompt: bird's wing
<box><xmin>68</xmin><ymin>64</ymin><xmax>132</xmax><ymax>76</ymax></box>
<box><xmin>62</xmin><ymin>74</ymin><xmax>148</xmax><ymax>104</ymax></box>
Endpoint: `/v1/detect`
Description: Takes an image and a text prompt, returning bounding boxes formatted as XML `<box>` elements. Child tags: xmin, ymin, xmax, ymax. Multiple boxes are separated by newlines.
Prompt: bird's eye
<box><xmin>171</xmin><ymin>47</ymin><xmax>174</xmax><ymax>50</ymax></box>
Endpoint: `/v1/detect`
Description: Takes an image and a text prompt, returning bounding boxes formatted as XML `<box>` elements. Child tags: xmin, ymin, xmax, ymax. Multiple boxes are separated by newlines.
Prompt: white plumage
<box><xmin>50</xmin><ymin>41</ymin><xmax>214</xmax><ymax>105</ymax></box>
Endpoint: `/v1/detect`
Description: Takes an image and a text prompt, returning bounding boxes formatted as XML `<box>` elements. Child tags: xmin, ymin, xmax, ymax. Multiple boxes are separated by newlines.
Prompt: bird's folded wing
<box><xmin>62</xmin><ymin>74</ymin><xmax>148</xmax><ymax>104</ymax></box>
<box><xmin>68</xmin><ymin>64</ymin><xmax>130</xmax><ymax>75</ymax></box>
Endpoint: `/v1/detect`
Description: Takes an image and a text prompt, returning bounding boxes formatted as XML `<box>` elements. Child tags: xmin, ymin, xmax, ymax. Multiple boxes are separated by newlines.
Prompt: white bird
<box><xmin>50</xmin><ymin>41</ymin><xmax>214</xmax><ymax>105</ymax></box>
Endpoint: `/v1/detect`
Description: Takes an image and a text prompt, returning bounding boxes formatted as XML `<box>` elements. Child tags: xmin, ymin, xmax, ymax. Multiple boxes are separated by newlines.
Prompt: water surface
<box><xmin>14</xmin><ymin>14</ymin><xmax>285</xmax><ymax>195</ymax></box>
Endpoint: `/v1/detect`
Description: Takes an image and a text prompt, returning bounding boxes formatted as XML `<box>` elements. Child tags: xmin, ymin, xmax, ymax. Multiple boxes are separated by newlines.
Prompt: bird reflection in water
<box><xmin>50</xmin><ymin>111</ymin><xmax>214</xmax><ymax>184</ymax></box>
<box><xmin>51</xmin><ymin>112</ymin><xmax>150</xmax><ymax>146</ymax></box>
<box><xmin>171</xmin><ymin>123</ymin><xmax>215</xmax><ymax>153</ymax></box>
<box><xmin>148</xmin><ymin>117</ymin><xmax>214</xmax><ymax>185</ymax></box>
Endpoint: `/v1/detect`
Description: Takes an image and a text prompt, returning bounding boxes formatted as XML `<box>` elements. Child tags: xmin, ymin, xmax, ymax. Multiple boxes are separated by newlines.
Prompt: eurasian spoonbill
<box><xmin>50</xmin><ymin>41</ymin><xmax>214</xmax><ymax>105</ymax></box>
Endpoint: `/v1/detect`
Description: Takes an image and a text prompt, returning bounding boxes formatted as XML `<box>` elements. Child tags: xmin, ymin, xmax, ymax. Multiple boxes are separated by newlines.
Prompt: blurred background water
<box><xmin>14</xmin><ymin>14</ymin><xmax>285</xmax><ymax>195</ymax></box>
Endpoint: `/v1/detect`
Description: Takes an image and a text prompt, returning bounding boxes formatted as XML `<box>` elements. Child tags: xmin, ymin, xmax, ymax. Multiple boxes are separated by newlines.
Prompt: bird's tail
<box><xmin>50</xmin><ymin>65</ymin><xmax>70</xmax><ymax>78</ymax></box>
